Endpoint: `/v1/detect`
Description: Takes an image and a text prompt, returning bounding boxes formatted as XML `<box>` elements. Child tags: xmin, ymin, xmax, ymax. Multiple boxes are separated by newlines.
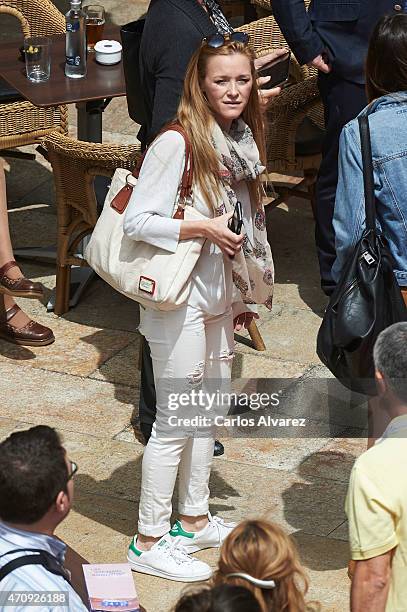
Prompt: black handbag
<box><xmin>120</xmin><ymin>19</ymin><xmax>148</xmax><ymax>126</ymax></box>
<box><xmin>317</xmin><ymin>114</ymin><xmax>407</xmax><ymax>394</ymax></box>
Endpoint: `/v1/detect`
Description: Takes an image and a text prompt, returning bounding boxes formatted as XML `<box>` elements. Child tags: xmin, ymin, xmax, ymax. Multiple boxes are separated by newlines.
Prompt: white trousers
<box><xmin>138</xmin><ymin>305</ymin><xmax>234</xmax><ymax>537</ymax></box>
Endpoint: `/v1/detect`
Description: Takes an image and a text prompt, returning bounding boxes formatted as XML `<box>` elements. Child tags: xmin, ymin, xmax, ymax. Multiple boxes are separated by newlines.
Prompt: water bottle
<box><xmin>65</xmin><ymin>0</ymin><xmax>87</xmax><ymax>78</ymax></box>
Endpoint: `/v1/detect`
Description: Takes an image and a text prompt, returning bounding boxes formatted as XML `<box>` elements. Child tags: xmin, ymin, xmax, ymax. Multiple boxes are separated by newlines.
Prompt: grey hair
<box><xmin>373</xmin><ymin>322</ymin><xmax>407</xmax><ymax>402</ymax></box>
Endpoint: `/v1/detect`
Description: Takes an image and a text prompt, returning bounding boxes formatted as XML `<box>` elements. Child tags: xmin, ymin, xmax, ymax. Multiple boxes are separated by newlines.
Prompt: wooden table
<box><xmin>0</xmin><ymin>25</ymin><xmax>126</xmax><ymax>142</ymax></box>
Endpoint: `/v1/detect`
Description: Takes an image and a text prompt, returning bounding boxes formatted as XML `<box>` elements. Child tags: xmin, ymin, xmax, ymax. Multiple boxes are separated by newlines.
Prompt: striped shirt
<box><xmin>0</xmin><ymin>522</ymin><xmax>88</xmax><ymax>612</ymax></box>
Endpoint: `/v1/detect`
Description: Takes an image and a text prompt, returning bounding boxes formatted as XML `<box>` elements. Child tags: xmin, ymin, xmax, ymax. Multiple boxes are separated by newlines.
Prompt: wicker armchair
<box><xmin>0</xmin><ymin>0</ymin><xmax>68</xmax><ymax>151</ymax></box>
<box><xmin>43</xmin><ymin>132</ymin><xmax>141</xmax><ymax>315</ymax></box>
<box><xmin>237</xmin><ymin>15</ymin><xmax>325</xmax><ymax>213</ymax></box>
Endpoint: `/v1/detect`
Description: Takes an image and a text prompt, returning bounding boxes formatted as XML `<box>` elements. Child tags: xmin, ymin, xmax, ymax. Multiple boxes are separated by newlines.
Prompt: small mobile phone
<box><xmin>257</xmin><ymin>51</ymin><xmax>291</xmax><ymax>90</ymax></box>
<box><xmin>228</xmin><ymin>200</ymin><xmax>243</xmax><ymax>235</ymax></box>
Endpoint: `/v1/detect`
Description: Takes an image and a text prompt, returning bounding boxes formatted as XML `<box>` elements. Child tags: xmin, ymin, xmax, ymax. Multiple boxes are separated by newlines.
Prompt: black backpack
<box><xmin>317</xmin><ymin>115</ymin><xmax>407</xmax><ymax>395</ymax></box>
<box><xmin>0</xmin><ymin>548</ymin><xmax>70</xmax><ymax>583</ymax></box>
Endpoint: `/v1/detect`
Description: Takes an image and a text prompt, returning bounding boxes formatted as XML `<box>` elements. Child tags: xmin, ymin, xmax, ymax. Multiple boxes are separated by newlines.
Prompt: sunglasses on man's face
<box><xmin>67</xmin><ymin>460</ymin><xmax>78</xmax><ymax>482</ymax></box>
<box><xmin>205</xmin><ymin>31</ymin><xmax>249</xmax><ymax>48</ymax></box>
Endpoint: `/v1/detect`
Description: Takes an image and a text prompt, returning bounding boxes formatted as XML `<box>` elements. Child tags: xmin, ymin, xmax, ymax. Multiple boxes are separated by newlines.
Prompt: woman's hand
<box><xmin>234</xmin><ymin>311</ymin><xmax>259</xmax><ymax>332</ymax></box>
<box><xmin>204</xmin><ymin>212</ymin><xmax>243</xmax><ymax>258</ymax></box>
<box><xmin>255</xmin><ymin>49</ymin><xmax>288</xmax><ymax>112</ymax></box>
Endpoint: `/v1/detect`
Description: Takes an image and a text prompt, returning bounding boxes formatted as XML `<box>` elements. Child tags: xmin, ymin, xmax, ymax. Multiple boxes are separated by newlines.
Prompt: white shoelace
<box><xmin>163</xmin><ymin>539</ymin><xmax>195</xmax><ymax>565</ymax></box>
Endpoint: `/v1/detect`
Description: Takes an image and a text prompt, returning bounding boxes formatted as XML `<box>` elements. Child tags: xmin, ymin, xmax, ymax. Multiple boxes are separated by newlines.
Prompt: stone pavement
<box><xmin>0</xmin><ymin>2</ymin><xmax>367</xmax><ymax>610</ymax></box>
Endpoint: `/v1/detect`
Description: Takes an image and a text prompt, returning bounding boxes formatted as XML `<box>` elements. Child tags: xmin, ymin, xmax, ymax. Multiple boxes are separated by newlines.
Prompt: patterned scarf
<box><xmin>202</xmin><ymin>0</ymin><xmax>234</xmax><ymax>35</ymax></box>
<box><xmin>212</xmin><ymin>119</ymin><xmax>274</xmax><ymax>310</ymax></box>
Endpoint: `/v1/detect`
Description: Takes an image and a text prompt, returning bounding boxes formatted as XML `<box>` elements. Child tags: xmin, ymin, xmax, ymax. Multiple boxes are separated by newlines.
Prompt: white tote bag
<box><xmin>85</xmin><ymin>126</ymin><xmax>206</xmax><ymax>310</ymax></box>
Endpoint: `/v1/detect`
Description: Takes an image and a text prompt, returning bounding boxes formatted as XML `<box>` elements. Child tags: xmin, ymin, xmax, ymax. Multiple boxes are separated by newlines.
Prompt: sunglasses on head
<box><xmin>205</xmin><ymin>31</ymin><xmax>249</xmax><ymax>48</ymax></box>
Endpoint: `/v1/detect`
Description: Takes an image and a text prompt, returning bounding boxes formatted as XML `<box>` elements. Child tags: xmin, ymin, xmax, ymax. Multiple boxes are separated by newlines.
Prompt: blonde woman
<box><xmin>124</xmin><ymin>36</ymin><xmax>274</xmax><ymax>582</ymax></box>
<box><xmin>213</xmin><ymin>520</ymin><xmax>318</xmax><ymax>611</ymax></box>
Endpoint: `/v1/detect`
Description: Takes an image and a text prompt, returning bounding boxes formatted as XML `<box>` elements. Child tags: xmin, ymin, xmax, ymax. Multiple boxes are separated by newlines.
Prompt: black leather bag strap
<box><xmin>0</xmin><ymin>549</ymin><xmax>70</xmax><ymax>583</ymax></box>
<box><xmin>358</xmin><ymin>115</ymin><xmax>376</xmax><ymax>233</ymax></box>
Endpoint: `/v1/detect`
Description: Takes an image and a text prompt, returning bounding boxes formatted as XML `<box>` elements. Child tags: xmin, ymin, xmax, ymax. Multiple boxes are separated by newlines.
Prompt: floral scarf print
<box><xmin>212</xmin><ymin>119</ymin><xmax>274</xmax><ymax>311</ymax></box>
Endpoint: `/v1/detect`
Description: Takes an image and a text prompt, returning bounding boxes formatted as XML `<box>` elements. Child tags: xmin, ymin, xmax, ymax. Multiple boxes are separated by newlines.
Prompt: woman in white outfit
<box><xmin>124</xmin><ymin>36</ymin><xmax>274</xmax><ymax>582</ymax></box>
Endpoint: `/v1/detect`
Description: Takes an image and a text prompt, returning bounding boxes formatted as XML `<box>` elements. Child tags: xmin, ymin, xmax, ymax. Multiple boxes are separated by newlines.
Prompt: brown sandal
<box><xmin>0</xmin><ymin>304</ymin><xmax>55</xmax><ymax>347</ymax></box>
<box><xmin>0</xmin><ymin>260</ymin><xmax>44</xmax><ymax>299</ymax></box>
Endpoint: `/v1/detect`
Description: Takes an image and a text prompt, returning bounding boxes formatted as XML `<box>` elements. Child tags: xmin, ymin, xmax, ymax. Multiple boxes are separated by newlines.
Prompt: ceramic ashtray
<box><xmin>94</xmin><ymin>40</ymin><xmax>122</xmax><ymax>65</ymax></box>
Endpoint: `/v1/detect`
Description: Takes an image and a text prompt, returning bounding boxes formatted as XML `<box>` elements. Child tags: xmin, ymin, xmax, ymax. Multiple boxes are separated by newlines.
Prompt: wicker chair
<box><xmin>43</xmin><ymin>132</ymin><xmax>141</xmax><ymax>315</ymax></box>
<box><xmin>237</xmin><ymin>15</ymin><xmax>325</xmax><ymax>213</ymax></box>
<box><xmin>0</xmin><ymin>0</ymin><xmax>68</xmax><ymax>151</ymax></box>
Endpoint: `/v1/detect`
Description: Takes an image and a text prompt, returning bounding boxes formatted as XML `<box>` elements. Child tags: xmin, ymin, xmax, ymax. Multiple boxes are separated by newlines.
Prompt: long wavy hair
<box><xmin>212</xmin><ymin>520</ymin><xmax>318</xmax><ymax>612</ymax></box>
<box><xmin>366</xmin><ymin>14</ymin><xmax>407</xmax><ymax>102</ymax></box>
<box><xmin>176</xmin><ymin>39</ymin><xmax>266</xmax><ymax>211</ymax></box>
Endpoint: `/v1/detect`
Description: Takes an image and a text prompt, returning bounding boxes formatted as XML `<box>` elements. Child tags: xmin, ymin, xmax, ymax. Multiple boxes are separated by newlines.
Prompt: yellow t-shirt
<box><xmin>345</xmin><ymin>415</ymin><xmax>407</xmax><ymax>612</ymax></box>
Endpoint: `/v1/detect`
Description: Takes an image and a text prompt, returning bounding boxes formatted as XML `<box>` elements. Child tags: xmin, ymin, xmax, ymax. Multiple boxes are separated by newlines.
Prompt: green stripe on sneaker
<box><xmin>129</xmin><ymin>536</ymin><xmax>143</xmax><ymax>556</ymax></box>
<box><xmin>169</xmin><ymin>520</ymin><xmax>195</xmax><ymax>539</ymax></box>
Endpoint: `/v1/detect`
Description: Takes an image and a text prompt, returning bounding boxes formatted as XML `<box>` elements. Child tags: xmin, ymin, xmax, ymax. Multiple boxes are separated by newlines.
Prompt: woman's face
<box><xmin>201</xmin><ymin>52</ymin><xmax>253</xmax><ymax>131</ymax></box>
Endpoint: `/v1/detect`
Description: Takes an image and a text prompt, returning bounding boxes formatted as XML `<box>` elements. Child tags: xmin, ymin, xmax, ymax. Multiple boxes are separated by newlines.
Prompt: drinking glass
<box><xmin>84</xmin><ymin>4</ymin><xmax>105</xmax><ymax>51</ymax></box>
<box><xmin>24</xmin><ymin>36</ymin><xmax>51</xmax><ymax>83</ymax></box>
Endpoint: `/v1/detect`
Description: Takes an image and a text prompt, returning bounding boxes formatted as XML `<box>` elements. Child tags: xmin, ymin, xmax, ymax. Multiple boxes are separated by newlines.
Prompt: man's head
<box><xmin>373</xmin><ymin>322</ymin><xmax>407</xmax><ymax>405</ymax></box>
<box><xmin>0</xmin><ymin>426</ymin><xmax>74</xmax><ymax>528</ymax></box>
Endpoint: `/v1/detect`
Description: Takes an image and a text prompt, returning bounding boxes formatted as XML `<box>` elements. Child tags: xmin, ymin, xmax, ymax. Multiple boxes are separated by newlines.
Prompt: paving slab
<box><xmin>238</xmin><ymin>305</ymin><xmax>322</xmax><ymax>365</ymax></box>
<box><xmin>0</xmin><ymin>314</ymin><xmax>135</xmax><ymax>377</ymax></box>
<box><xmin>328</xmin><ymin>520</ymin><xmax>349</xmax><ymax>542</ymax></box>
<box><xmin>0</xmin><ymin>417</ymin><xmax>29</xmax><ymax>438</ymax></box>
<box><xmin>0</xmin><ymin>362</ymin><xmax>134</xmax><ymax>435</ymax></box>
<box><xmin>222</xmin><ymin>437</ymin><xmax>331</xmax><ymax>472</ymax></box>
<box><xmin>292</xmin><ymin>532</ymin><xmax>350</xmax><ymax>611</ymax></box>
<box><xmin>90</xmin><ymin>336</ymin><xmax>141</xmax><ymax>387</ymax></box>
<box><xmin>101</xmin><ymin>97</ymin><xmax>138</xmax><ymax>136</ymax></box>
<box><xmin>231</xmin><ymin>352</ymin><xmax>308</xmax><ymax>378</ymax></box>
<box><xmin>4</xmin><ymin>156</ymin><xmax>54</xmax><ymax>208</ymax></box>
<box><xmin>9</xmin><ymin>208</ymin><xmax>57</xmax><ymax>250</ymax></box>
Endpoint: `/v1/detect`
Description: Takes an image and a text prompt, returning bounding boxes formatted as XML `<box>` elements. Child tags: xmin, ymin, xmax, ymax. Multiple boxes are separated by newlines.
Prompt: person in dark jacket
<box><xmin>272</xmin><ymin>0</ymin><xmax>406</xmax><ymax>295</ymax></box>
<box><xmin>134</xmin><ymin>0</ymin><xmax>284</xmax><ymax>449</ymax></box>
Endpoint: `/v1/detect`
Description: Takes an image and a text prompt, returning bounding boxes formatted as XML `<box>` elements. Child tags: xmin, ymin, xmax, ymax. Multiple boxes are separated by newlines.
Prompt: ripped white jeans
<box><xmin>138</xmin><ymin>304</ymin><xmax>234</xmax><ymax>537</ymax></box>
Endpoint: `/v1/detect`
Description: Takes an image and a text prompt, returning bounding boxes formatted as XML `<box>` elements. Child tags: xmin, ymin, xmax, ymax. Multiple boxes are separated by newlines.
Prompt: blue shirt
<box><xmin>0</xmin><ymin>522</ymin><xmax>88</xmax><ymax>612</ymax></box>
<box><xmin>333</xmin><ymin>93</ymin><xmax>407</xmax><ymax>287</ymax></box>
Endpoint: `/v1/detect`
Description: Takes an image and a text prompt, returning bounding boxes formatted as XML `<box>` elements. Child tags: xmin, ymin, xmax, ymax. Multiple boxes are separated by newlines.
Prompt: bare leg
<box><xmin>0</xmin><ymin>164</ymin><xmax>16</xmax><ymax>269</ymax></box>
<box><xmin>0</xmin><ymin>165</ymin><xmax>34</xmax><ymax>327</ymax></box>
<box><xmin>179</xmin><ymin>514</ymin><xmax>208</xmax><ymax>532</ymax></box>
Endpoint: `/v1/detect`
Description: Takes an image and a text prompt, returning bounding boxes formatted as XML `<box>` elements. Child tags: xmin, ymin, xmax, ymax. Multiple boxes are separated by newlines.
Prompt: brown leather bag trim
<box><xmin>110</xmin><ymin>124</ymin><xmax>193</xmax><ymax>217</ymax></box>
<box><xmin>110</xmin><ymin>185</ymin><xmax>134</xmax><ymax>214</ymax></box>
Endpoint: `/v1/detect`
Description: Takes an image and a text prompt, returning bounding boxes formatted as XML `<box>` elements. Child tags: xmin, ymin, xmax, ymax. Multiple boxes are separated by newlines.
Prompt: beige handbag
<box><xmin>85</xmin><ymin>126</ymin><xmax>206</xmax><ymax>310</ymax></box>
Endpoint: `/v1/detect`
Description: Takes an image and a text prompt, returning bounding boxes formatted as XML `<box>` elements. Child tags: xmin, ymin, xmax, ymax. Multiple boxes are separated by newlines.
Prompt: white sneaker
<box><xmin>127</xmin><ymin>533</ymin><xmax>212</xmax><ymax>582</ymax></box>
<box><xmin>169</xmin><ymin>512</ymin><xmax>236</xmax><ymax>553</ymax></box>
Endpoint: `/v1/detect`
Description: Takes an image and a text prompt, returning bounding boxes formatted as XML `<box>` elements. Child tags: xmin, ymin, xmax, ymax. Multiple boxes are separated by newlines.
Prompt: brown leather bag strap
<box><xmin>132</xmin><ymin>124</ymin><xmax>192</xmax><ymax>188</ymax></box>
<box><xmin>111</xmin><ymin>123</ymin><xmax>193</xmax><ymax>216</ymax></box>
<box><xmin>165</xmin><ymin>124</ymin><xmax>194</xmax><ymax>201</ymax></box>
